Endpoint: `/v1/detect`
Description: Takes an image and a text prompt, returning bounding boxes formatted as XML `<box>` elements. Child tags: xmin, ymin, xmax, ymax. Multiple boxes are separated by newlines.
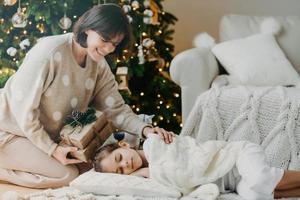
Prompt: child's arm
<box><xmin>130</xmin><ymin>167</ymin><xmax>149</xmax><ymax>178</ymax></box>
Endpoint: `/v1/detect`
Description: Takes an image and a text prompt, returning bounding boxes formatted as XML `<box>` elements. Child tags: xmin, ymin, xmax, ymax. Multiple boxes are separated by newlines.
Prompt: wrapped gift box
<box><xmin>97</xmin><ymin>122</ymin><xmax>116</xmax><ymax>145</ymax></box>
<box><xmin>60</xmin><ymin>111</ymin><xmax>107</xmax><ymax>149</ymax></box>
<box><xmin>69</xmin><ymin>123</ymin><xmax>116</xmax><ymax>162</ymax></box>
<box><xmin>70</xmin><ymin>137</ymin><xmax>100</xmax><ymax>162</ymax></box>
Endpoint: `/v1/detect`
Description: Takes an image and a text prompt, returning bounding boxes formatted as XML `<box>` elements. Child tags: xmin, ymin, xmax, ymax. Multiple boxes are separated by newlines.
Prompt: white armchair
<box><xmin>170</xmin><ymin>14</ymin><xmax>300</xmax><ymax>123</ymax></box>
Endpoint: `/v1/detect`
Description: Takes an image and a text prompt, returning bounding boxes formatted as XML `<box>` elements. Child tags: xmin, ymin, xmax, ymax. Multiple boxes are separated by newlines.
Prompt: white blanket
<box><xmin>145</xmin><ymin>134</ymin><xmax>247</xmax><ymax>196</ymax></box>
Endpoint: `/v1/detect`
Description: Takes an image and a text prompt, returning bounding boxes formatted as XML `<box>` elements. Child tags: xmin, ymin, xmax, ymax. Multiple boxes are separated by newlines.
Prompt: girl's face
<box><xmin>85</xmin><ymin>29</ymin><xmax>124</xmax><ymax>62</ymax></box>
<box><xmin>100</xmin><ymin>146</ymin><xmax>143</xmax><ymax>175</ymax></box>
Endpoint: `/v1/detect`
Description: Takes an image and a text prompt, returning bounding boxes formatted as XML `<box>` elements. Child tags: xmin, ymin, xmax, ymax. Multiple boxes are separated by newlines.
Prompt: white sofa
<box><xmin>170</xmin><ymin>14</ymin><xmax>300</xmax><ymax>123</ymax></box>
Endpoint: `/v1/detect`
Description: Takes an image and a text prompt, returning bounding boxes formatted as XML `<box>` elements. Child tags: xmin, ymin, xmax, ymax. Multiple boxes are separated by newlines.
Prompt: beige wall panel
<box><xmin>163</xmin><ymin>0</ymin><xmax>300</xmax><ymax>54</ymax></box>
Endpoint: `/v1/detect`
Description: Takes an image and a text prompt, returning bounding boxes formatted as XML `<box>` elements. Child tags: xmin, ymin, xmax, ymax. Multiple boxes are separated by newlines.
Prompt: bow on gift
<box><xmin>64</xmin><ymin>108</ymin><xmax>97</xmax><ymax>128</ymax></box>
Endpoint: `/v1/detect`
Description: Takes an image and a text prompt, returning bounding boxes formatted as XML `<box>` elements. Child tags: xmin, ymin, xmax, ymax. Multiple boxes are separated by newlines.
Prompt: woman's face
<box><xmin>85</xmin><ymin>29</ymin><xmax>124</xmax><ymax>62</ymax></box>
<box><xmin>100</xmin><ymin>146</ymin><xmax>143</xmax><ymax>175</ymax></box>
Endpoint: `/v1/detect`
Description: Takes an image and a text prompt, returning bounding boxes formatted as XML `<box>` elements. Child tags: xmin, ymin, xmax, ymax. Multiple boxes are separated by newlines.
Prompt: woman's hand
<box><xmin>143</xmin><ymin>126</ymin><xmax>175</xmax><ymax>144</ymax></box>
<box><xmin>52</xmin><ymin>145</ymin><xmax>83</xmax><ymax>165</ymax></box>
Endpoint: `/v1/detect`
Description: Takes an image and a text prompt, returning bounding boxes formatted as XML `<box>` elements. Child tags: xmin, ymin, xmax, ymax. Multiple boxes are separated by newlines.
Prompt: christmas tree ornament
<box><xmin>142</xmin><ymin>38</ymin><xmax>154</xmax><ymax>48</ymax></box>
<box><xmin>143</xmin><ymin>17</ymin><xmax>151</xmax><ymax>24</ymax></box>
<box><xmin>150</xmin><ymin>0</ymin><xmax>159</xmax><ymax>25</ymax></box>
<box><xmin>157</xmin><ymin>57</ymin><xmax>166</xmax><ymax>68</ymax></box>
<box><xmin>19</xmin><ymin>38</ymin><xmax>30</xmax><ymax>49</ymax></box>
<box><xmin>4</xmin><ymin>0</ymin><xmax>17</xmax><ymax>6</ymax></box>
<box><xmin>146</xmin><ymin>48</ymin><xmax>158</xmax><ymax>62</ymax></box>
<box><xmin>11</xmin><ymin>0</ymin><xmax>27</xmax><ymax>28</ymax></box>
<box><xmin>59</xmin><ymin>14</ymin><xmax>72</xmax><ymax>30</ymax></box>
<box><xmin>116</xmin><ymin>66</ymin><xmax>131</xmax><ymax>94</ymax></box>
<box><xmin>6</xmin><ymin>47</ymin><xmax>17</xmax><ymax>57</ymax></box>
<box><xmin>144</xmin><ymin>9</ymin><xmax>153</xmax><ymax>17</ymax></box>
<box><xmin>143</xmin><ymin>9</ymin><xmax>153</xmax><ymax>24</ymax></box>
<box><xmin>131</xmin><ymin>0</ymin><xmax>139</xmax><ymax>10</ymax></box>
<box><xmin>127</xmin><ymin>15</ymin><xmax>133</xmax><ymax>23</ymax></box>
<box><xmin>59</xmin><ymin>3</ymin><xmax>72</xmax><ymax>30</ymax></box>
<box><xmin>122</xmin><ymin>5</ymin><xmax>131</xmax><ymax>13</ymax></box>
<box><xmin>137</xmin><ymin>44</ymin><xmax>145</xmax><ymax>64</ymax></box>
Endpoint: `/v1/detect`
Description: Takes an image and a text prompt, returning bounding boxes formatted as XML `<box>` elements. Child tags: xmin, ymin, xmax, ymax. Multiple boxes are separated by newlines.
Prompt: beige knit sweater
<box><xmin>0</xmin><ymin>33</ymin><xmax>148</xmax><ymax>156</ymax></box>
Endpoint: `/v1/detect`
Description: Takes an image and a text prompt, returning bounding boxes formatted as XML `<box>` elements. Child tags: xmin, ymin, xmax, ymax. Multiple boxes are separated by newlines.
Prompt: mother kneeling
<box><xmin>0</xmin><ymin>4</ymin><xmax>171</xmax><ymax>188</ymax></box>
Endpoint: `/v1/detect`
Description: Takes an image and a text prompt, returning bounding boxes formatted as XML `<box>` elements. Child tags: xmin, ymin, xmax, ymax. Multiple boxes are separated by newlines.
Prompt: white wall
<box><xmin>163</xmin><ymin>0</ymin><xmax>300</xmax><ymax>54</ymax></box>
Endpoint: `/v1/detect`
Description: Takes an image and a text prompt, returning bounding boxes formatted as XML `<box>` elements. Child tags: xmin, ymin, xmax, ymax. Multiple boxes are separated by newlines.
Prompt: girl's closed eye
<box><xmin>115</xmin><ymin>153</ymin><xmax>122</xmax><ymax>162</ymax></box>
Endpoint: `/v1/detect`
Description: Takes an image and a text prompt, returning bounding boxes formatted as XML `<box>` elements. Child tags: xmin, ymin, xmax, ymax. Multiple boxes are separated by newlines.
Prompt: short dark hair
<box><xmin>93</xmin><ymin>143</ymin><xmax>119</xmax><ymax>172</ymax></box>
<box><xmin>73</xmin><ymin>3</ymin><xmax>134</xmax><ymax>56</ymax></box>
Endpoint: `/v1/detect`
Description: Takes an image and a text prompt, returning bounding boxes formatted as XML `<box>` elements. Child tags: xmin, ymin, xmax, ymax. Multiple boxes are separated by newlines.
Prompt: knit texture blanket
<box><xmin>145</xmin><ymin>134</ymin><xmax>246</xmax><ymax>196</ymax></box>
<box><xmin>181</xmin><ymin>85</ymin><xmax>300</xmax><ymax>199</ymax></box>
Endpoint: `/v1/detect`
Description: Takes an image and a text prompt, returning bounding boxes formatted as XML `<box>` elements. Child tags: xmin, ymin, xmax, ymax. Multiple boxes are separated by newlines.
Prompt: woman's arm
<box><xmin>91</xmin><ymin>60</ymin><xmax>149</xmax><ymax>137</ymax></box>
<box><xmin>5</xmin><ymin>54</ymin><xmax>58</xmax><ymax>156</ymax></box>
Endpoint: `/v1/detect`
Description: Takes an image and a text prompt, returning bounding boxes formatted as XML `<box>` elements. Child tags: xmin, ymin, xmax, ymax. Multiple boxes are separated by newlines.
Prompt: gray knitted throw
<box><xmin>181</xmin><ymin>85</ymin><xmax>300</xmax><ymax>200</ymax></box>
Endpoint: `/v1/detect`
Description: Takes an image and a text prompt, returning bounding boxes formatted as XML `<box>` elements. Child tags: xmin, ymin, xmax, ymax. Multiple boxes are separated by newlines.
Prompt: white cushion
<box><xmin>220</xmin><ymin>15</ymin><xmax>300</xmax><ymax>73</ymax></box>
<box><xmin>70</xmin><ymin>170</ymin><xmax>181</xmax><ymax>198</ymax></box>
<box><xmin>211</xmin><ymin>33</ymin><xmax>300</xmax><ymax>86</ymax></box>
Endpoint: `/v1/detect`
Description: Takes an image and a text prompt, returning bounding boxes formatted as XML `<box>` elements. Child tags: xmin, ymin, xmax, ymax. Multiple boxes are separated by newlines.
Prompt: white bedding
<box><xmin>145</xmin><ymin>134</ymin><xmax>247</xmax><ymax>196</ymax></box>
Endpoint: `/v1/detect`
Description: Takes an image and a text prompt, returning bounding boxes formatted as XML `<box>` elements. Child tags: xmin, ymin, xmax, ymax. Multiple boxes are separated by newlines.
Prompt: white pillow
<box><xmin>211</xmin><ymin>33</ymin><xmax>300</xmax><ymax>86</ymax></box>
<box><xmin>70</xmin><ymin>170</ymin><xmax>181</xmax><ymax>198</ymax></box>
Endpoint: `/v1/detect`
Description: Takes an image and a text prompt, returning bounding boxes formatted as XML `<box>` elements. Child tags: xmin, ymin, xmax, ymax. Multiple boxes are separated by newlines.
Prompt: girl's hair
<box><xmin>93</xmin><ymin>143</ymin><xmax>119</xmax><ymax>172</ymax></box>
<box><xmin>73</xmin><ymin>3</ymin><xmax>134</xmax><ymax>56</ymax></box>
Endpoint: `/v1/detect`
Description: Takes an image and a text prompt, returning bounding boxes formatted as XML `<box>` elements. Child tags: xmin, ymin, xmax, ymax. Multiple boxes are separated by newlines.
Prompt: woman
<box><xmin>0</xmin><ymin>4</ymin><xmax>173</xmax><ymax>188</ymax></box>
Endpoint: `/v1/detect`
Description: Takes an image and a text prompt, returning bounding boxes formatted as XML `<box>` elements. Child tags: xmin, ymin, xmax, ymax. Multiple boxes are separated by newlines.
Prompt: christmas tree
<box><xmin>0</xmin><ymin>0</ymin><xmax>181</xmax><ymax>133</ymax></box>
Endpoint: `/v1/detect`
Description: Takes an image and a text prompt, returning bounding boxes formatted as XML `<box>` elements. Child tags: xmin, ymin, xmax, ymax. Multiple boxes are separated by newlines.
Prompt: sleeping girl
<box><xmin>93</xmin><ymin>133</ymin><xmax>300</xmax><ymax>200</ymax></box>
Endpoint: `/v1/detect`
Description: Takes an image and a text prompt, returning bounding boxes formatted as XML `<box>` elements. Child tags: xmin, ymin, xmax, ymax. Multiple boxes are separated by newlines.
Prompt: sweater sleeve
<box><xmin>91</xmin><ymin>60</ymin><xmax>149</xmax><ymax>138</ymax></box>
<box><xmin>5</xmin><ymin>51</ymin><xmax>57</xmax><ymax>156</ymax></box>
